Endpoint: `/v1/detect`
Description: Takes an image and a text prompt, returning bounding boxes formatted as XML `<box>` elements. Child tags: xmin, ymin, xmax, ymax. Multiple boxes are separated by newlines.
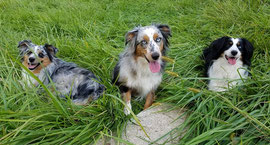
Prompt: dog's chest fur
<box><xmin>21</xmin><ymin>67</ymin><xmax>49</xmax><ymax>88</ymax></box>
<box><xmin>119</xmin><ymin>57</ymin><xmax>162</xmax><ymax>97</ymax></box>
<box><xmin>208</xmin><ymin>57</ymin><xmax>248</xmax><ymax>91</ymax></box>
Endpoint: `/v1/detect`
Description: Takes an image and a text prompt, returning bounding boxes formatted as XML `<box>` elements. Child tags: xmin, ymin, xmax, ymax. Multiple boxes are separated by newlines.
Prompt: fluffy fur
<box><xmin>112</xmin><ymin>24</ymin><xmax>171</xmax><ymax>115</ymax></box>
<box><xmin>19</xmin><ymin>40</ymin><xmax>104</xmax><ymax>105</ymax></box>
<box><xmin>203</xmin><ymin>36</ymin><xmax>254</xmax><ymax>91</ymax></box>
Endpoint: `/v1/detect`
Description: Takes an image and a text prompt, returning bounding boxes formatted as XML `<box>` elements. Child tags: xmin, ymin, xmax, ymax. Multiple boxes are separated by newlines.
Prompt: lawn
<box><xmin>0</xmin><ymin>0</ymin><xmax>269</xmax><ymax>144</ymax></box>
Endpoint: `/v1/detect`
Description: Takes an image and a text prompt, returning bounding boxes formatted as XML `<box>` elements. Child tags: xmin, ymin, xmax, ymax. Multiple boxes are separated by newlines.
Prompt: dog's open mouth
<box><xmin>144</xmin><ymin>55</ymin><xmax>161</xmax><ymax>73</ymax></box>
<box><xmin>149</xmin><ymin>61</ymin><xmax>161</xmax><ymax>73</ymax></box>
<box><xmin>225</xmin><ymin>55</ymin><xmax>238</xmax><ymax>65</ymax></box>
<box><xmin>28</xmin><ymin>63</ymin><xmax>40</xmax><ymax>70</ymax></box>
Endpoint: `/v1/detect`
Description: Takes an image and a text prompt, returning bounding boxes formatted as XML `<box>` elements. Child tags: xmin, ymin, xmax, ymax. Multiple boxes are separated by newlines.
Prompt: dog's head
<box><xmin>125</xmin><ymin>24</ymin><xmax>171</xmax><ymax>73</ymax></box>
<box><xmin>205</xmin><ymin>36</ymin><xmax>254</xmax><ymax>66</ymax></box>
<box><xmin>18</xmin><ymin>40</ymin><xmax>58</xmax><ymax>73</ymax></box>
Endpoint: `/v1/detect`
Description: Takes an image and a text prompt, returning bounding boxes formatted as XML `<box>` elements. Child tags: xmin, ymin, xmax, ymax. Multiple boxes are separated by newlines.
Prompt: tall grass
<box><xmin>0</xmin><ymin>0</ymin><xmax>269</xmax><ymax>144</ymax></box>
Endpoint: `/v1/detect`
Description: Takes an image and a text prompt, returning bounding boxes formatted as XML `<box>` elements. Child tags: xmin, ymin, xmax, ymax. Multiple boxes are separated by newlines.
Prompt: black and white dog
<box><xmin>203</xmin><ymin>36</ymin><xmax>254</xmax><ymax>91</ymax></box>
<box><xmin>19</xmin><ymin>40</ymin><xmax>104</xmax><ymax>105</ymax></box>
<box><xmin>112</xmin><ymin>24</ymin><xmax>171</xmax><ymax>115</ymax></box>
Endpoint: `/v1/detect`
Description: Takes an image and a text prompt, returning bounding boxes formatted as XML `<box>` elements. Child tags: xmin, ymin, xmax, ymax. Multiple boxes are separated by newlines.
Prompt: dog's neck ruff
<box><xmin>208</xmin><ymin>57</ymin><xmax>248</xmax><ymax>91</ymax></box>
<box><xmin>119</xmin><ymin>55</ymin><xmax>162</xmax><ymax>98</ymax></box>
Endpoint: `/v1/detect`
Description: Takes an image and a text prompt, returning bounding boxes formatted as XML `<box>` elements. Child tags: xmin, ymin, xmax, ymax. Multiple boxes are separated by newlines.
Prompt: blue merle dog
<box><xmin>19</xmin><ymin>40</ymin><xmax>104</xmax><ymax>105</ymax></box>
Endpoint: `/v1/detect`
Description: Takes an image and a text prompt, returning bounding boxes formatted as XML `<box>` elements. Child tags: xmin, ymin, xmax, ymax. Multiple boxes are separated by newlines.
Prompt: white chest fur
<box><xmin>21</xmin><ymin>68</ymin><xmax>47</xmax><ymax>88</ymax></box>
<box><xmin>208</xmin><ymin>57</ymin><xmax>248</xmax><ymax>91</ymax></box>
<box><xmin>119</xmin><ymin>57</ymin><xmax>162</xmax><ymax>98</ymax></box>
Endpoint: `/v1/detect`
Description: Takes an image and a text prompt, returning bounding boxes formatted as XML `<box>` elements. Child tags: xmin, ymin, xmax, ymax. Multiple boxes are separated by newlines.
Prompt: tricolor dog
<box><xmin>203</xmin><ymin>36</ymin><xmax>254</xmax><ymax>91</ymax></box>
<box><xmin>112</xmin><ymin>24</ymin><xmax>171</xmax><ymax>115</ymax></box>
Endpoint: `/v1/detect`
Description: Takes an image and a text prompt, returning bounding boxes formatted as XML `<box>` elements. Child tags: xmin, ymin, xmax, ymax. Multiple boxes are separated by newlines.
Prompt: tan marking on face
<box><xmin>153</xmin><ymin>33</ymin><xmax>159</xmax><ymax>40</ymax></box>
<box><xmin>134</xmin><ymin>43</ymin><xmax>147</xmax><ymax>60</ymax></box>
<box><xmin>22</xmin><ymin>55</ymin><xmax>29</xmax><ymax>68</ymax></box>
<box><xmin>153</xmin><ymin>33</ymin><xmax>164</xmax><ymax>53</ymax></box>
<box><xmin>220</xmin><ymin>53</ymin><xmax>224</xmax><ymax>58</ymax></box>
<box><xmin>134</xmin><ymin>35</ymin><xmax>155</xmax><ymax>60</ymax></box>
<box><xmin>143</xmin><ymin>35</ymin><xmax>149</xmax><ymax>42</ymax></box>
<box><xmin>22</xmin><ymin>53</ymin><xmax>52</xmax><ymax>74</ymax></box>
<box><xmin>32</xmin><ymin>57</ymin><xmax>51</xmax><ymax>74</ymax></box>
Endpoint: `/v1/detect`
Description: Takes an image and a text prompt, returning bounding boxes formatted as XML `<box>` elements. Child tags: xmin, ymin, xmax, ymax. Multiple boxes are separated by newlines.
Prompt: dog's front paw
<box><xmin>124</xmin><ymin>107</ymin><xmax>131</xmax><ymax>115</ymax></box>
<box><xmin>124</xmin><ymin>101</ymin><xmax>132</xmax><ymax>115</ymax></box>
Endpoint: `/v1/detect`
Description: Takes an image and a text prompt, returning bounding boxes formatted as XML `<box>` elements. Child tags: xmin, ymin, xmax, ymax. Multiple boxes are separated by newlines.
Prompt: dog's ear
<box><xmin>125</xmin><ymin>28</ymin><xmax>139</xmax><ymax>55</ymax></box>
<box><xmin>156</xmin><ymin>24</ymin><xmax>171</xmax><ymax>55</ymax></box>
<box><xmin>210</xmin><ymin>36</ymin><xmax>229</xmax><ymax>50</ymax></box>
<box><xmin>44</xmin><ymin>44</ymin><xmax>58</xmax><ymax>56</ymax></box>
<box><xmin>208</xmin><ymin>36</ymin><xmax>229</xmax><ymax>59</ymax></box>
<box><xmin>125</xmin><ymin>29</ymin><xmax>138</xmax><ymax>45</ymax></box>
<box><xmin>242</xmin><ymin>38</ymin><xmax>254</xmax><ymax>66</ymax></box>
<box><xmin>203</xmin><ymin>36</ymin><xmax>230</xmax><ymax>70</ymax></box>
<box><xmin>156</xmin><ymin>24</ymin><xmax>171</xmax><ymax>40</ymax></box>
<box><xmin>18</xmin><ymin>40</ymin><xmax>32</xmax><ymax>54</ymax></box>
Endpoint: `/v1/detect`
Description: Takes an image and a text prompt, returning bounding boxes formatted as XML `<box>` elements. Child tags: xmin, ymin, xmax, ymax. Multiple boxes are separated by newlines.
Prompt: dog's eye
<box><xmin>27</xmin><ymin>51</ymin><xmax>32</xmax><ymax>55</ymax></box>
<box><xmin>141</xmin><ymin>40</ymin><xmax>147</xmax><ymax>45</ymax></box>
<box><xmin>229</xmin><ymin>41</ymin><xmax>233</xmax><ymax>45</ymax></box>
<box><xmin>237</xmin><ymin>42</ymin><xmax>240</xmax><ymax>46</ymax></box>
<box><xmin>155</xmin><ymin>37</ymin><xmax>161</xmax><ymax>42</ymax></box>
<box><xmin>38</xmin><ymin>53</ymin><xmax>44</xmax><ymax>58</ymax></box>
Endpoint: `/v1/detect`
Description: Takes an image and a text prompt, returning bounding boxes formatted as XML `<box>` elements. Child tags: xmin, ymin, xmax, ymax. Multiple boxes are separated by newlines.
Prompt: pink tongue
<box><xmin>149</xmin><ymin>61</ymin><xmax>161</xmax><ymax>73</ymax></box>
<box><xmin>228</xmin><ymin>58</ymin><xmax>236</xmax><ymax>65</ymax></box>
<box><xmin>28</xmin><ymin>64</ymin><xmax>37</xmax><ymax>69</ymax></box>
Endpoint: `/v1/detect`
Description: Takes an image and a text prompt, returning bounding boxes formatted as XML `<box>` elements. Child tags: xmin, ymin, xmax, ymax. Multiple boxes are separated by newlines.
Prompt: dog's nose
<box><xmin>231</xmin><ymin>50</ymin><xmax>238</xmax><ymax>56</ymax></box>
<box><xmin>151</xmin><ymin>52</ymin><xmax>160</xmax><ymax>60</ymax></box>
<box><xmin>29</xmin><ymin>57</ymin><xmax>35</xmax><ymax>63</ymax></box>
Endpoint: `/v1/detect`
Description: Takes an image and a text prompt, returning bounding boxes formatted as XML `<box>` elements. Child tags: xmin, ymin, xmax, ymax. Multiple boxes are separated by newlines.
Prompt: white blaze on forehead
<box><xmin>28</xmin><ymin>45</ymin><xmax>45</xmax><ymax>57</ymax></box>
<box><xmin>138</xmin><ymin>27</ymin><xmax>160</xmax><ymax>40</ymax></box>
<box><xmin>143</xmin><ymin>28</ymin><xmax>156</xmax><ymax>39</ymax></box>
<box><xmin>34</xmin><ymin>46</ymin><xmax>40</xmax><ymax>53</ymax></box>
<box><xmin>228</xmin><ymin>38</ymin><xmax>240</xmax><ymax>51</ymax></box>
<box><xmin>231</xmin><ymin>38</ymin><xmax>240</xmax><ymax>46</ymax></box>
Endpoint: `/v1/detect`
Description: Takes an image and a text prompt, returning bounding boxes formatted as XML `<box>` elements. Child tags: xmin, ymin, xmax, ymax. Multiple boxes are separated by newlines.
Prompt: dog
<box><xmin>203</xmin><ymin>36</ymin><xmax>254</xmax><ymax>91</ymax></box>
<box><xmin>112</xmin><ymin>24</ymin><xmax>171</xmax><ymax>115</ymax></box>
<box><xmin>18</xmin><ymin>40</ymin><xmax>105</xmax><ymax>105</ymax></box>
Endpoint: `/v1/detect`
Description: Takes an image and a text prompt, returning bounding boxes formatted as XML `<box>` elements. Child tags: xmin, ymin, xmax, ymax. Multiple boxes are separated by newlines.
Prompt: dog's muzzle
<box><xmin>151</xmin><ymin>52</ymin><xmax>160</xmax><ymax>60</ymax></box>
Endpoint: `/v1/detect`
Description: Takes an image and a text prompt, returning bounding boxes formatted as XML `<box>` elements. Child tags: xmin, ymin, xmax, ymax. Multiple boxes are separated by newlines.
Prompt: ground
<box><xmin>0</xmin><ymin>0</ymin><xmax>269</xmax><ymax>144</ymax></box>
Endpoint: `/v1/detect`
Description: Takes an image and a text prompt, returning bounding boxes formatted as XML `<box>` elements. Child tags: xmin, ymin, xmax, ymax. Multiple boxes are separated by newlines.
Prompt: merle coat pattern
<box><xmin>112</xmin><ymin>24</ymin><xmax>171</xmax><ymax>114</ymax></box>
<box><xmin>19</xmin><ymin>40</ymin><xmax>104</xmax><ymax>105</ymax></box>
